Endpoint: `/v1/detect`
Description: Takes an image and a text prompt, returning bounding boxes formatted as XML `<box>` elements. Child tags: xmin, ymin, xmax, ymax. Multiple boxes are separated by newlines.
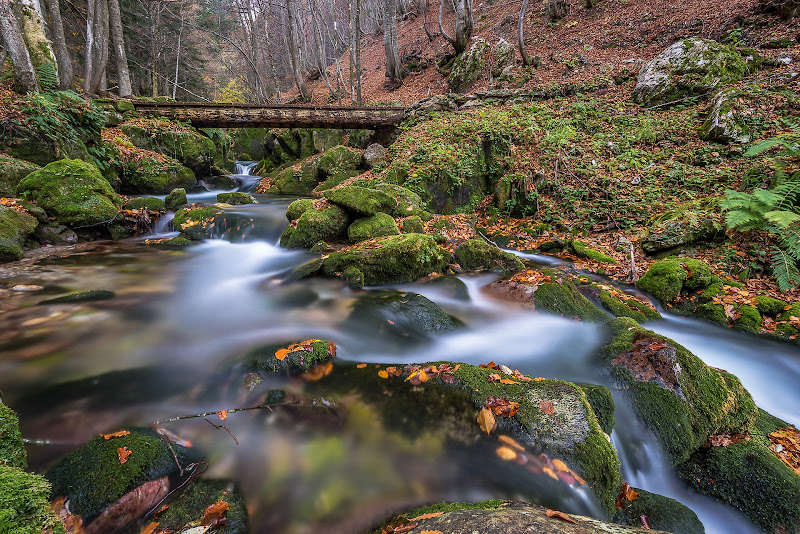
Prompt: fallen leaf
<box><xmin>486</xmin><ymin>396</ymin><xmax>520</xmax><ymax>417</ymax></box>
<box><xmin>500</xmin><ymin>364</ymin><xmax>513</xmax><ymax>375</ymax></box>
<box><xmin>140</xmin><ymin>521</ymin><xmax>159</xmax><ymax>534</ymax></box>
<box><xmin>545</xmin><ymin>509</ymin><xmax>576</xmax><ymax>524</ymax></box>
<box><xmin>409</xmin><ymin>512</ymin><xmax>444</xmax><ymax>521</ymax></box>
<box><xmin>378</xmin><ymin>370</ymin><xmax>389</xmax><ymax>379</ymax></box>
<box><xmin>640</xmin><ymin>515</ymin><xmax>651</xmax><ymax>529</ymax></box>
<box><xmin>418</xmin><ymin>369</ymin><xmax>429</xmax><ymax>383</ymax></box>
<box><xmin>498</xmin><ymin>434</ymin><xmax>525</xmax><ymax>451</ymax></box>
<box><xmin>616</xmin><ymin>483</ymin><xmax>639</xmax><ymax>508</ymax></box>
<box><xmin>274</xmin><ymin>348</ymin><xmax>289</xmax><ymax>361</ymax></box>
<box><xmin>101</xmin><ymin>430</ymin><xmax>130</xmax><ymax>440</ymax></box>
<box><xmin>117</xmin><ymin>447</ymin><xmax>132</xmax><ymax>464</ymax></box>
<box><xmin>216</xmin><ymin>410</ymin><xmax>228</xmax><ymax>421</ymax></box>
<box><xmin>418</xmin><ymin>531</ymin><xmax>444</xmax><ymax>534</ymax></box>
<box><xmin>539</xmin><ymin>400</ymin><xmax>555</xmax><ymax>415</ymax></box>
<box><xmin>356</xmin><ymin>363</ymin><xmax>368</xmax><ymax>368</ymax></box>
<box><xmin>499</xmin><ymin>378</ymin><xmax>520</xmax><ymax>385</ymax></box>
<box><xmin>496</xmin><ymin>446</ymin><xmax>518</xmax><ymax>461</ymax></box>
<box><xmin>202</xmin><ymin>500</ymin><xmax>229</xmax><ymax>527</ymax></box>
<box><xmin>488</xmin><ymin>373</ymin><xmax>502</xmax><ymax>382</ymax></box>
<box><xmin>477</xmin><ymin>407</ymin><xmax>497</xmax><ymax>434</ymax></box>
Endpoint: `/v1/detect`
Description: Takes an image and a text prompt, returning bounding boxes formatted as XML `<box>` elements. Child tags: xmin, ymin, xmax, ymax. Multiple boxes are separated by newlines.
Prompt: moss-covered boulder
<box><xmin>677</xmin><ymin>409</ymin><xmax>800</xmax><ymax>533</ymax></box>
<box><xmin>316</xmin><ymin>145</ymin><xmax>363</xmax><ymax>178</ymax></box>
<box><xmin>322</xmin><ymin>234</ymin><xmax>449</xmax><ymax>285</ymax></box>
<box><xmin>267</xmin><ymin>160</ymin><xmax>322</xmax><ymax>195</ymax></box>
<box><xmin>0</xmin><ymin>124</ymin><xmax>89</xmax><ymax>167</ymax></box>
<box><xmin>591</xmin><ymin>286</ymin><xmax>661</xmax><ymax>323</ymax></box>
<box><xmin>16</xmin><ymin>159</ymin><xmax>122</xmax><ymax>227</ymax></box>
<box><xmin>0</xmin><ymin>155</ymin><xmax>40</xmax><ymax>197</ymax></box>
<box><xmin>372</xmin><ymin>183</ymin><xmax>426</xmax><ymax>217</ymax></box>
<box><xmin>570</xmin><ymin>241</ymin><xmax>618</xmax><ymax>264</ymax></box>
<box><xmin>172</xmin><ymin>204</ymin><xmax>225</xmax><ymax>240</ymax></box>
<box><xmin>279</xmin><ymin>203</ymin><xmax>350</xmax><ymax>249</ymax></box>
<box><xmin>47</xmin><ymin>427</ymin><xmax>196</xmax><ymax>520</ymax></box>
<box><xmin>0</xmin><ymin>401</ymin><xmax>26</xmax><ymax>469</ymax></box>
<box><xmin>230</xmin><ymin>127</ymin><xmax>269</xmax><ymax>160</ymax></box>
<box><xmin>243</xmin><ymin>339</ymin><xmax>336</xmax><ymax>375</ymax></box>
<box><xmin>120</xmin><ymin>123</ymin><xmax>217</xmax><ymax>176</ymax></box>
<box><xmin>598</xmin><ymin>318</ymin><xmax>757</xmax><ymax>465</ymax></box>
<box><xmin>123</xmin><ymin>197</ymin><xmax>166</xmax><ymax>211</ymax></box>
<box><xmin>636</xmin><ymin>257</ymin><xmax>714</xmax><ymax>304</ymax></box>
<box><xmin>449</xmin><ymin>39</ymin><xmax>490</xmax><ymax>93</ymax></box>
<box><xmin>0</xmin><ymin>465</ymin><xmax>66</xmax><ymax>534</ymax></box>
<box><xmin>286</xmin><ymin>199</ymin><xmax>314</xmax><ymax>221</ymax></box>
<box><xmin>454</xmin><ymin>238</ymin><xmax>523</xmax><ymax>275</ymax></box>
<box><xmin>217</xmin><ymin>192</ymin><xmax>256</xmax><ymax>204</ymax></box>
<box><xmin>0</xmin><ymin>205</ymin><xmax>38</xmax><ymax>262</ymax></box>
<box><xmin>401</xmin><ymin>215</ymin><xmax>425</xmax><ymax>234</ymax></box>
<box><xmin>612</xmin><ymin>487</ymin><xmax>704</xmax><ymax>534</ymax></box>
<box><xmin>259</xmin><ymin>129</ymin><xmax>316</xmax><ymax>173</ymax></box>
<box><xmin>699</xmin><ymin>88</ymin><xmax>752</xmax><ymax>144</ymax></box>
<box><xmin>144</xmin><ymin>479</ymin><xmax>248</xmax><ymax>534</ymax></box>
<box><xmin>348</xmin><ymin>212</ymin><xmax>400</xmax><ymax>242</ymax></box>
<box><xmin>578</xmin><ymin>384</ymin><xmax>615</xmax><ymax>435</ymax></box>
<box><xmin>165</xmin><ymin>188</ymin><xmax>188</xmax><ymax>210</ymax></box>
<box><xmin>119</xmin><ymin>159</ymin><xmax>196</xmax><ymax>195</ymax></box>
<box><xmin>323</xmin><ymin>185</ymin><xmax>395</xmax><ymax>216</ymax></box>
<box><xmin>633</xmin><ymin>38</ymin><xmax>749</xmax><ymax>107</ymax></box>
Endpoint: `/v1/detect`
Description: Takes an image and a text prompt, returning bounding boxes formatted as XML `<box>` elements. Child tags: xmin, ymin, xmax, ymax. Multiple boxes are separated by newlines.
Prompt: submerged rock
<box><xmin>172</xmin><ymin>204</ymin><xmax>226</xmax><ymax>240</ymax></box>
<box><xmin>453</xmin><ymin>238</ymin><xmax>523</xmax><ymax>275</ymax></box>
<box><xmin>16</xmin><ymin>159</ymin><xmax>122</xmax><ymax>228</ymax></box>
<box><xmin>0</xmin><ymin>205</ymin><xmax>38</xmax><ymax>262</ymax></box>
<box><xmin>145</xmin><ymin>479</ymin><xmax>248</xmax><ymax>534</ymax></box>
<box><xmin>39</xmin><ymin>289</ymin><xmax>115</xmax><ymax>304</ymax></box>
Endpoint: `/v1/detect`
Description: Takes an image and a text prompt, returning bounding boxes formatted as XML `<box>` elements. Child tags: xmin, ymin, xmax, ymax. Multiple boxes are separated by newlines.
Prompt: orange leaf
<box><xmin>498</xmin><ymin>434</ymin><xmax>525</xmax><ymax>452</ymax></box>
<box><xmin>545</xmin><ymin>509</ymin><xmax>576</xmax><ymax>524</ymax></box>
<box><xmin>418</xmin><ymin>369</ymin><xmax>429</xmax><ymax>383</ymax></box>
<box><xmin>117</xmin><ymin>446</ymin><xmax>132</xmax><ymax>464</ymax></box>
<box><xmin>202</xmin><ymin>500</ymin><xmax>230</xmax><ymax>526</ymax></box>
<box><xmin>496</xmin><ymin>446</ymin><xmax>518</xmax><ymax>460</ymax></box>
<box><xmin>477</xmin><ymin>407</ymin><xmax>497</xmax><ymax>434</ymax></box>
<box><xmin>101</xmin><ymin>430</ymin><xmax>130</xmax><ymax>440</ymax></box>
<box><xmin>140</xmin><ymin>522</ymin><xmax>159</xmax><ymax>534</ymax></box>
<box><xmin>378</xmin><ymin>370</ymin><xmax>389</xmax><ymax>379</ymax></box>
<box><xmin>301</xmin><ymin>361</ymin><xmax>334</xmax><ymax>381</ymax></box>
<box><xmin>274</xmin><ymin>348</ymin><xmax>289</xmax><ymax>361</ymax></box>
<box><xmin>539</xmin><ymin>400</ymin><xmax>555</xmax><ymax>415</ymax></box>
<box><xmin>499</xmin><ymin>378</ymin><xmax>520</xmax><ymax>385</ymax></box>
<box><xmin>357</xmin><ymin>363</ymin><xmax>368</xmax><ymax>368</ymax></box>
<box><xmin>408</xmin><ymin>512</ymin><xmax>444</xmax><ymax>521</ymax></box>
<box><xmin>543</xmin><ymin>466</ymin><xmax>558</xmax><ymax>480</ymax></box>
<box><xmin>216</xmin><ymin>410</ymin><xmax>228</xmax><ymax>421</ymax></box>
<box><xmin>488</xmin><ymin>373</ymin><xmax>501</xmax><ymax>382</ymax></box>
<box><xmin>418</xmin><ymin>531</ymin><xmax>444</xmax><ymax>534</ymax></box>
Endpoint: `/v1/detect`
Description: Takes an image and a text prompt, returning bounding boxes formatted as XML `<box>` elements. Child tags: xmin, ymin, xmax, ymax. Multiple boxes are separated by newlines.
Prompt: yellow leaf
<box><xmin>418</xmin><ymin>369</ymin><xmax>429</xmax><ymax>382</ymax></box>
<box><xmin>274</xmin><ymin>348</ymin><xmax>289</xmax><ymax>361</ymax></box>
<box><xmin>543</xmin><ymin>466</ymin><xmax>558</xmax><ymax>480</ymax></box>
<box><xmin>499</xmin><ymin>378</ymin><xmax>520</xmax><ymax>385</ymax></box>
<box><xmin>498</xmin><ymin>434</ymin><xmax>525</xmax><ymax>451</ymax></box>
<box><xmin>378</xmin><ymin>370</ymin><xmax>389</xmax><ymax>379</ymax></box>
<box><xmin>496</xmin><ymin>446</ymin><xmax>518</xmax><ymax>461</ymax></box>
<box><xmin>477</xmin><ymin>407</ymin><xmax>497</xmax><ymax>435</ymax></box>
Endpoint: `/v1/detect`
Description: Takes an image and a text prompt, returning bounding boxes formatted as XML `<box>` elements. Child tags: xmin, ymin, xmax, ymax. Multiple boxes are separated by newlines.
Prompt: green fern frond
<box><xmin>725</xmin><ymin>209</ymin><xmax>765</xmax><ymax>231</ymax></box>
<box><xmin>745</xmin><ymin>138</ymin><xmax>782</xmax><ymax>157</ymax></box>
<box><xmin>777</xmin><ymin>223</ymin><xmax>800</xmax><ymax>261</ymax></box>
<box><xmin>764</xmin><ymin>210</ymin><xmax>800</xmax><ymax>228</ymax></box>
<box><xmin>769</xmin><ymin>246</ymin><xmax>800</xmax><ymax>292</ymax></box>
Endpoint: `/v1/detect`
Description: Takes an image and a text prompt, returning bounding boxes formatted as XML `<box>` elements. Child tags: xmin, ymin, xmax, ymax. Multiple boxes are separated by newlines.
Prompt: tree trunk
<box><xmin>453</xmin><ymin>0</ymin><xmax>472</xmax><ymax>54</ymax></box>
<box><xmin>14</xmin><ymin>0</ymin><xmax>59</xmax><ymax>88</ymax></box>
<box><xmin>0</xmin><ymin>1</ymin><xmax>39</xmax><ymax>92</ymax></box>
<box><xmin>286</xmin><ymin>0</ymin><xmax>310</xmax><ymax>101</ymax></box>
<box><xmin>349</xmin><ymin>0</ymin><xmax>362</xmax><ymax>104</ymax></box>
<box><xmin>517</xmin><ymin>0</ymin><xmax>532</xmax><ymax>66</ymax></box>
<box><xmin>44</xmin><ymin>0</ymin><xmax>73</xmax><ymax>89</ymax></box>
<box><xmin>438</xmin><ymin>0</ymin><xmax>454</xmax><ymax>49</ymax></box>
<box><xmin>384</xmin><ymin>0</ymin><xmax>403</xmax><ymax>87</ymax></box>
<box><xmin>108</xmin><ymin>0</ymin><xmax>132</xmax><ymax>96</ymax></box>
<box><xmin>85</xmin><ymin>0</ymin><xmax>109</xmax><ymax>94</ymax></box>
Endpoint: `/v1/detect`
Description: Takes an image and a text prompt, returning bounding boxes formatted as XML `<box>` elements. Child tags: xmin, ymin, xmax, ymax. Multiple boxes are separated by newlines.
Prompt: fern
<box><xmin>770</xmin><ymin>247</ymin><xmax>800</xmax><ymax>292</ymax></box>
<box><xmin>36</xmin><ymin>63</ymin><xmax>58</xmax><ymax>92</ymax></box>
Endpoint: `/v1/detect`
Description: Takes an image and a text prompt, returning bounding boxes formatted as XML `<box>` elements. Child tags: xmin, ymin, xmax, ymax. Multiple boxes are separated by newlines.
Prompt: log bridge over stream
<box><xmin>130</xmin><ymin>101</ymin><xmax>408</xmax><ymax>130</ymax></box>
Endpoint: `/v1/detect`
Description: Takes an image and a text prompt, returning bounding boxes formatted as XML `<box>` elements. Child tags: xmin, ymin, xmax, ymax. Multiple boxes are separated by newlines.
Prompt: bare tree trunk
<box><xmin>438</xmin><ymin>0</ymin><xmax>454</xmax><ymax>48</ymax></box>
<box><xmin>15</xmin><ymin>0</ymin><xmax>59</xmax><ymax>87</ymax></box>
<box><xmin>517</xmin><ymin>0</ymin><xmax>532</xmax><ymax>65</ymax></box>
<box><xmin>286</xmin><ymin>0</ymin><xmax>310</xmax><ymax>101</ymax></box>
<box><xmin>349</xmin><ymin>0</ymin><xmax>362</xmax><ymax>103</ymax></box>
<box><xmin>44</xmin><ymin>0</ymin><xmax>72</xmax><ymax>89</ymax></box>
<box><xmin>108</xmin><ymin>0</ymin><xmax>132</xmax><ymax>96</ymax></box>
<box><xmin>84</xmin><ymin>0</ymin><xmax>94</xmax><ymax>93</ymax></box>
<box><xmin>85</xmin><ymin>0</ymin><xmax>109</xmax><ymax>94</ymax></box>
<box><xmin>420</xmin><ymin>0</ymin><xmax>435</xmax><ymax>41</ymax></box>
<box><xmin>453</xmin><ymin>0</ymin><xmax>472</xmax><ymax>54</ymax></box>
<box><xmin>0</xmin><ymin>0</ymin><xmax>39</xmax><ymax>92</ymax></box>
<box><xmin>383</xmin><ymin>0</ymin><xmax>403</xmax><ymax>87</ymax></box>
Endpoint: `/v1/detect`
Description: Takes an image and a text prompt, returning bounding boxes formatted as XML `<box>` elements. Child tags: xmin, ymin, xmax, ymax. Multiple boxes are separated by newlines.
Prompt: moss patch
<box><xmin>244</xmin><ymin>339</ymin><xmax>335</xmax><ymax>375</ymax></box>
<box><xmin>348</xmin><ymin>213</ymin><xmax>400</xmax><ymax>242</ymax></box>
<box><xmin>151</xmin><ymin>479</ymin><xmax>248</xmax><ymax>534</ymax></box>
<box><xmin>323</xmin><ymin>185</ymin><xmax>395</xmax><ymax>216</ymax></box>
<box><xmin>453</xmin><ymin>238</ymin><xmax>523</xmax><ymax>275</ymax></box>
<box><xmin>286</xmin><ymin>199</ymin><xmax>314</xmax><ymax>221</ymax></box>
<box><xmin>578</xmin><ymin>384</ymin><xmax>615</xmax><ymax>435</ymax></box>
<box><xmin>570</xmin><ymin>241</ymin><xmax>618</xmax><ymax>264</ymax></box>
<box><xmin>612</xmin><ymin>487</ymin><xmax>703</xmax><ymax>534</ymax></box>
<box><xmin>0</xmin><ymin>402</ymin><xmax>26</xmax><ymax>469</ymax></box>
<box><xmin>0</xmin><ymin>205</ymin><xmax>38</xmax><ymax>262</ymax></box>
<box><xmin>279</xmin><ymin>204</ymin><xmax>350</xmax><ymax>249</ymax></box>
<box><xmin>636</xmin><ymin>257</ymin><xmax>714</xmax><ymax>303</ymax></box>
<box><xmin>0</xmin><ymin>465</ymin><xmax>65</xmax><ymax>534</ymax></box>
<box><xmin>173</xmin><ymin>205</ymin><xmax>225</xmax><ymax>240</ymax></box>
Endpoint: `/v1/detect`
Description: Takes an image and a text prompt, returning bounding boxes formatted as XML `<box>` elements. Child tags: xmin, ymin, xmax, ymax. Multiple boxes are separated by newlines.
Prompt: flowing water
<box><xmin>0</xmin><ymin>166</ymin><xmax>795</xmax><ymax>533</ymax></box>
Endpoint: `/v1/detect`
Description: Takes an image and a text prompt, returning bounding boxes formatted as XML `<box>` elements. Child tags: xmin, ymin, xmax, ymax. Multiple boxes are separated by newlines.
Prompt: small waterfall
<box><xmin>234</xmin><ymin>161</ymin><xmax>259</xmax><ymax>175</ymax></box>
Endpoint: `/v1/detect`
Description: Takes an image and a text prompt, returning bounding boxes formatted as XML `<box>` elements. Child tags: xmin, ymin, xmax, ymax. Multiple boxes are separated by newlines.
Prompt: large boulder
<box><xmin>633</xmin><ymin>38</ymin><xmax>749</xmax><ymax>107</ymax></box>
<box><xmin>698</xmin><ymin>88</ymin><xmax>752</xmax><ymax>144</ymax></box>
<box><xmin>454</xmin><ymin>238</ymin><xmax>523</xmax><ymax>275</ymax></box>
<box><xmin>347</xmin><ymin>212</ymin><xmax>400</xmax><ymax>242</ymax></box>
<box><xmin>322</xmin><ymin>233</ymin><xmax>449</xmax><ymax>285</ymax></box>
<box><xmin>0</xmin><ymin>124</ymin><xmax>89</xmax><ymax>167</ymax></box>
<box><xmin>0</xmin><ymin>205</ymin><xmax>38</xmax><ymax>262</ymax></box>
<box><xmin>0</xmin><ymin>155</ymin><xmax>40</xmax><ymax>197</ymax></box>
<box><xmin>260</xmin><ymin>129</ymin><xmax>316</xmax><ymax>173</ymax></box>
<box><xmin>598</xmin><ymin>318</ymin><xmax>757</xmax><ymax>465</ymax></box>
<box><xmin>120</xmin><ymin>123</ymin><xmax>217</xmax><ymax>176</ymax></box>
<box><xmin>230</xmin><ymin>127</ymin><xmax>269</xmax><ymax>160</ymax></box>
<box><xmin>119</xmin><ymin>159</ymin><xmax>196</xmax><ymax>195</ymax></box>
<box><xmin>323</xmin><ymin>185</ymin><xmax>395</xmax><ymax>216</ymax></box>
<box><xmin>266</xmin><ymin>160</ymin><xmax>321</xmax><ymax>195</ymax></box>
<box><xmin>492</xmin><ymin>38</ymin><xmax>516</xmax><ymax>77</ymax></box>
<box><xmin>279</xmin><ymin>202</ymin><xmax>350</xmax><ymax>248</ymax></box>
<box><xmin>16</xmin><ymin>159</ymin><xmax>122</xmax><ymax>227</ymax></box>
<box><xmin>449</xmin><ymin>39</ymin><xmax>490</xmax><ymax>93</ymax></box>
<box><xmin>172</xmin><ymin>204</ymin><xmax>226</xmax><ymax>240</ymax></box>
<box><xmin>640</xmin><ymin>212</ymin><xmax>724</xmax><ymax>254</ymax></box>
<box><xmin>612</xmin><ymin>488</ymin><xmax>704</xmax><ymax>534</ymax></box>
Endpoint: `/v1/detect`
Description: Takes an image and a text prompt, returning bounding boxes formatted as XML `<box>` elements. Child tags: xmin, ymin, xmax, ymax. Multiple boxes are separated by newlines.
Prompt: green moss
<box><xmin>165</xmin><ymin>188</ymin><xmax>188</xmax><ymax>210</ymax></box>
<box><xmin>120</xmin><ymin>124</ymin><xmax>217</xmax><ymax>176</ymax></box>
<box><xmin>322</xmin><ymin>234</ymin><xmax>449</xmax><ymax>285</ymax></box>
<box><xmin>315</xmin><ymin>145</ymin><xmax>362</xmax><ymax>177</ymax></box>
<box><xmin>286</xmin><ymin>199</ymin><xmax>314</xmax><ymax>221</ymax></box>
<box><xmin>173</xmin><ymin>205</ymin><xmax>225</xmax><ymax>240</ymax></box>
<box><xmin>570</xmin><ymin>241</ymin><xmax>618</xmax><ymax>264</ymax></box>
<box><xmin>0</xmin><ymin>155</ymin><xmax>40</xmax><ymax>197</ymax></box>
<box><xmin>598</xmin><ymin>290</ymin><xmax>651</xmax><ymax>323</ymax></box>
<box><xmin>348</xmin><ymin>213</ymin><xmax>400</xmax><ymax>242</ymax></box>
<box><xmin>153</xmin><ymin>479</ymin><xmax>248</xmax><ymax>534</ymax></box>
<box><xmin>756</xmin><ymin>295</ymin><xmax>789</xmax><ymax>316</ymax></box>
<box><xmin>323</xmin><ymin>186</ymin><xmax>395</xmax><ymax>216</ymax></box>
<box><xmin>449</xmin><ymin>40</ymin><xmax>490</xmax><ymax>92</ymax></box>
<box><xmin>16</xmin><ymin>159</ymin><xmax>122</xmax><ymax>227</ymax></box>
<box><xmin>401</xmin><ymin>216</ymin><xmax>425</xmax><ymax>234</ymax></box>
<box><xmin>0</xmin><ymin>402</ymin><xmax>26</xmax><ymax>469</ymax></box>
<box><xmin>0</xmin><ymin>465</ymin><xmax>65</xmax><ymax>534</ymax></box>
<box><xmin>453</xmin><ymin>238</ymin><xmax>523</xmax><ymax>275</ymax></box>
<box><xmin>280</xmin><ymin>204</ymin><xmax>350</xmax><ymax>249</ymax></box>
<box><xmin>47</xmin><ymin>427</ymin><xmax>196</xmax><ymax>519</ymax></box>
<box><xmin>372</xmin><ymin>183</ymin><xmax>426</xmax><ymax>217</ymax></box>
<box><xmin>578</xmin><ymin>384</ymin><xmax>615</xmax><ymax>434</ymax></box>
<box><xmin>533</xmin><ymin>277</ymin><xmax>609</xmax><ymax>323</ymax></box>
<box><xmin>217</xmin><ymin>192</ymin><xmax>256</xmax><ymax>205</ymax></box>
<box><xmin>731</xmin><ymin>304</ymin><xmax>762</xmax><ymax>333</ymax></box>
<box><xmin>342</xmin><ymin>267</ymin><xmax>365</xmax><ymax>288</ymax></box>
<box><xmin>267</xmin><ymin>160</ymin><xmax>321</xmax><ymax>195</ymax></box>
<box><xmin>123</xmin><ymin>197</ymin><xmax>166</xmax><ymax>211</ymax></box>
<box><xmin>244</xmin><ymin>339</ymin><xmax>335</xmax><ymax>375</ymax></box>
<box><xmin>0</xmin><ymin>205</ymin><xmax>38</xmax><ymax>262</ymax></box>
<box><xmin>695</xmin><ymin>303</ymin><xmax>727</xmax><ymax>326</ymax></box>
<box><xmin>599</xmin><ymin>318</ymin><xmax>757</xmax><ymax>465</ymax></box>
<box><xmin>636</xmin><ymin>257</ymin><xmax>714</xmax><ymax>304</ymax></box>
<box><xmin>119</xmin><ymin>157</ymin><xmax>196</xmax><ymax>195</ymax></box>
<box><xmin>612</xmin><ymin>487</ymin><xmax>703</xmax><ymax>534</ymax></box>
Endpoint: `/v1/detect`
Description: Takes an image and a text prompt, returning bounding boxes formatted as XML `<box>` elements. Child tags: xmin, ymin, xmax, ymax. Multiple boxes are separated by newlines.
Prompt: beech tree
<box><xmin>43</xmin><ymin>0</ymin><xmax>73</xmax><ymax>89</ymax></box>
<box><xmin>14</xmin><ymin>0</ymin><xmax>59</xmax><ymax>88</ymax></box>
<box><xmin>383</xmin><ymin>0</ymin><xmax>403</xmax><ymax>87</ymax></box>
<box><xmin>0</xmin><ymin>0</ymin><xmax>39</xmax><ymax>93</ymax></box>
<box><xmin>439</xmin><ymin>0</ymin><xmax>473</xmax><ymax>54</ymax></box>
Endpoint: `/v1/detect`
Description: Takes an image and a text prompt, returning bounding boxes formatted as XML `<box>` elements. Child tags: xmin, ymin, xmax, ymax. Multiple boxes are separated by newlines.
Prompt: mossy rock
<box><xmin>346</xmin><ymin>290</ymin><xmax>464</xmax><ymax>343</ymax></box>
<box><xmin>279</xmin><ymin>204</ymin><xmax>350</xmax><ymax>249</ymax></box>
<box><xmin>449</xmin><ymin>39</ymin><xmax>490</xmax><ymax>93</ymax></box>
<box><xmin>578</xmin><ymin>384</ymin><xmax>615</xmax><ymax>435</ymax></box>
<box><xmin>636</xmin><ymin>257</ymin><xmax>714</xmax><ymax>304</ymax></box>
<box><xmin>0</xmin><ymin>402</ymin><xmax>26</xmax><ymax>469</ymax></box>
<box><xmin>677</xmin><ymin>409</ymin><xmax>800</xmax><ymax>533</ymax></box>
<box><xmin>612</xmin><ymin>487</ymin><xmax>704</xmax><ymax>534</ymax></box>
<box><xmin>312</xmin><ymin>129</ymin><xmax>347</xmax><ymax>153</ymax></box>
<box><xmin>570</xmin><ymin>241</ymin><xmax>618</xmax><ymax>264</ymax></box>
<box><xmin>217</xmin><ymin>192</ymin><xmax>256</xmax><ymax>205</ymax></box>
<box><xmin>230</xmin><ymin>127</ymin><xmax>269</xmax><ymax>160</ymax></box>
<box><xmin>0</xmin><ymin>155</ymin><xmax>40</xmax><ymax>197</ymax></box>
<box><xmin>323</xmin><ymin>185</ymin><xmax>395</xmax><ymax>216</ymax></box>
<box><xmin>0</xmin><ymin>465</ymin><xmax>66</xmax><ymax>534</ymax></box>
<box><xmin>731</xmin><ymin>304</ymin><xmax>762</xmax><ymax>333</ymax></box>
<box><xmin>597</xmin><ymin>289</ymin><xmax>661</xmax><ymax>323</ymax></box>
<box><xmin>315</xmin><ymin>145</ymin><xmax>362</xmax><ymax>177</ymax></box>
<box><xmin>172</xmin><ymin>204</ymin><xmax>225</xmax><ymax>240</ymax></box>
<box><xmin>165</xmin><ymin>188</ymin><xmax>188</xmax><ymax>210</ymax></box>
<box><xmin>0</xmin><ymin>205</ymin><xmax>38</xmax><ymax>262</ymax></box>
<box><xmin>259</xmin><ymin>129</ymin><xmax>316</xmax><ymax>173</ymax></box>
<box><xmin>698</xmin><ymin>88</ymin><xmax>752</xmax><ymax>144</ymax></box>
<box><xmin>47</xmin><ymin>427</ymin><xmax>196</xmax><ymax>519</ymax></box>
<box><xmin>633</xmin><ymin>38</ymin><xmax>750</xmax><ymax>107</ymax></box>
<box><xmin>348</xmin><ymin>212</ymin><xmax>400</xmax><ymax>242</ymax></box>
<box><xmin>123</xmin><ymin>197</ymin><xmax>166</xmax><ymax>211</ymax></box>
<box><xmin>401</xmin><ymin>215</ymin><xmax>425</xmax><ymax>234</ymax></box>
<box><xmin>286</xmin><ymin>199</ymin><xmax>314</xmax><ymax>221</ymax></box>
<box><xmin>756</xmin><ymin>295</ymin><xmax>788</xmax><ymax>316</ymax></box>
<box><xmin>372</xmin><ymin>183</ymin><xmax>426</xmax><ymax>217</ymax></box>
<box><xmin>453</xmin><ymin>238</ymin><xmax>523</xmax><ymax>275</ymax></box>
<box><xmin>148</xmin><ymin>479</ymin><xmax>248</xmax><ymax>534</ymax></box>
<box><xmin>0</xmin><ymin>124</ymin><xmax>88</xmax><ymax>167</ymax></box>
<box><xmin>322</xmin><ymin>234</ymin><xmax>449</xmax><ymax>285</ymax></box>
<box><xmin>641</xmin><ymin>215</ymin><xmax>723</xmax><ymax>254</ymax></box>
<box><xmin>16</xmin><ymin>159</ymin><xmax>122</xmax><ymax>227</ymax></box>
<box><xmin>266</xmin><ymin>160</ymin><xmax>321</xmax><ymax>195</ymax></box>
<box><xmin>244</xmin><ymin>339</ymin><xmax>336</xmax><ymax>375</ymax></box>
<box><xmin>119</xmin><ymin>160</ymin><xmax>196</xmax><ymax>195</ymax></box>
<box><xmin>535</xmin><ymin>278</ymin><xmax>609</xmax><ymax>322</ymax></box>
<box><xmin>598</xmin><ymin>318</ymin><xmax>757</xmax><ymax>465</ymax></box>
<box><xmin>120</xmin><ymin>124</ymin><xmax>217</xmax><ymax>176</ymax></box>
